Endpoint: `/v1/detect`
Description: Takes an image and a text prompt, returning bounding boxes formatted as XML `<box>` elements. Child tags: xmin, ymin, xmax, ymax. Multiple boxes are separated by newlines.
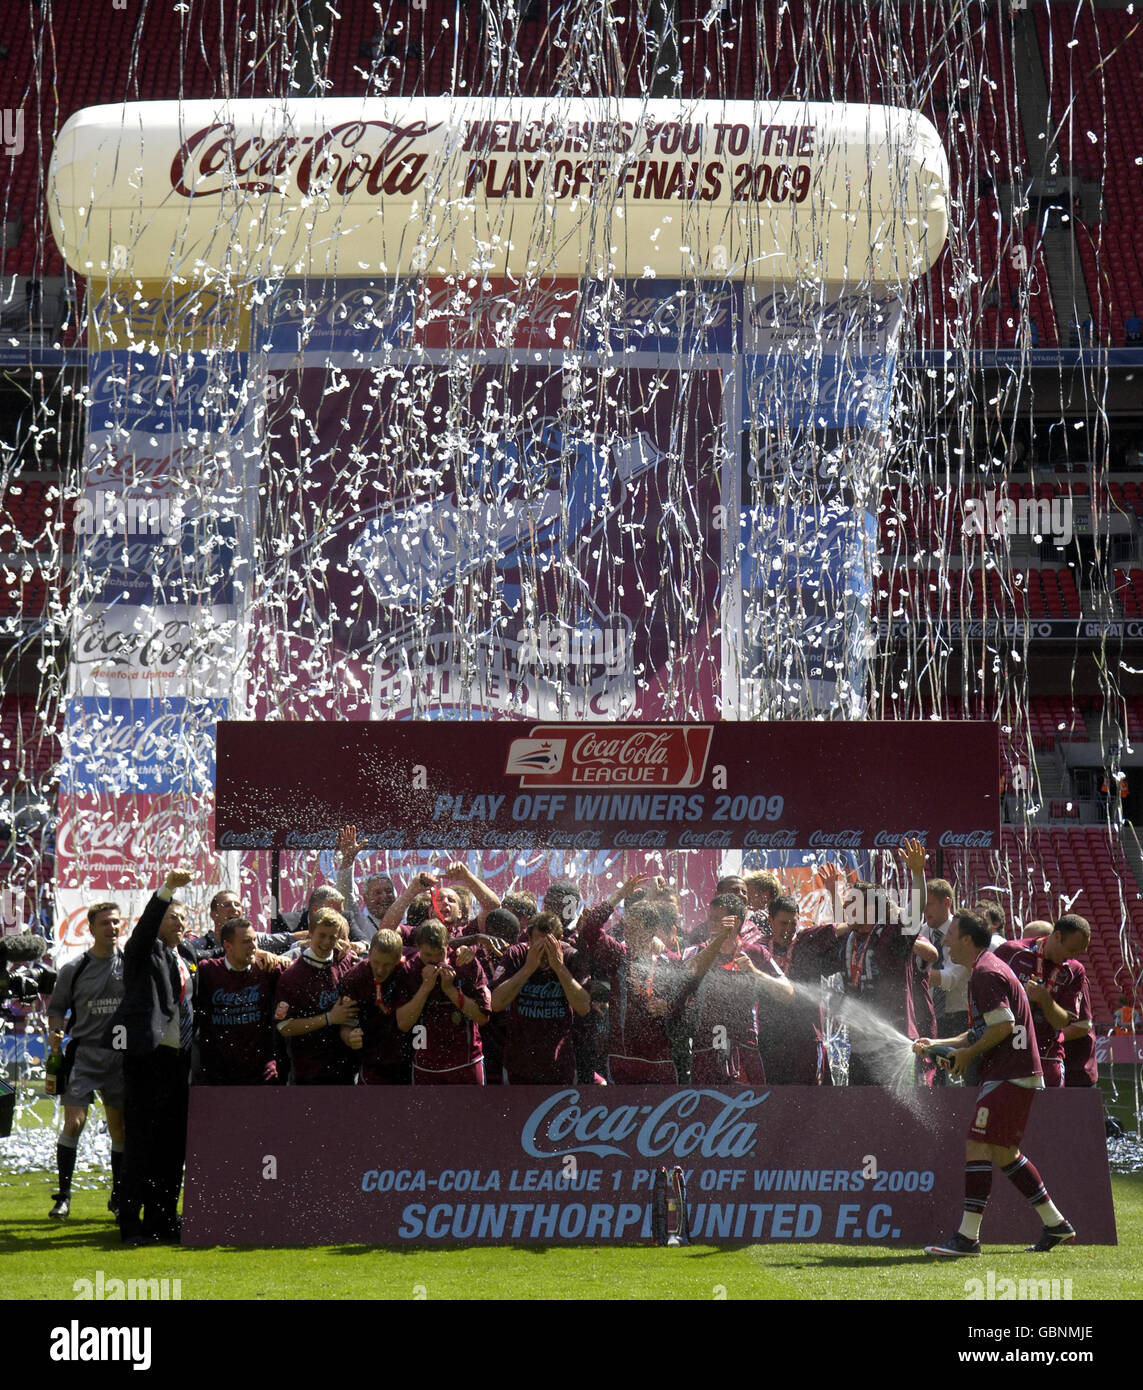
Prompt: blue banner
<box><xmin>62</xmin><ymin>696</ymin><xmax>228</xmax><ymax>794</ymax></box>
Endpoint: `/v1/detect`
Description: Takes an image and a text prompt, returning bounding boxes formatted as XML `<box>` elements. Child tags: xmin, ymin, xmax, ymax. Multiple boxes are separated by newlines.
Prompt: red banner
<box><xmin>1096</xmin><ymin>1036</ymin><xmax>1143</xmax><ymax>1065</ymax></box>
<box><xmin>215</xmin><ymin>719</ymin><xmax>1000</xmax><ymax>852</ymax></box>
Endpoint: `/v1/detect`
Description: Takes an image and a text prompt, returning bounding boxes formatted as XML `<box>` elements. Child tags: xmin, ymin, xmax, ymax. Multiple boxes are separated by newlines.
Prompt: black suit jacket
<box><xmin>107</xmin><ymin>891</ymin><xmax>194</xmax><ymax>1056</ymax></box>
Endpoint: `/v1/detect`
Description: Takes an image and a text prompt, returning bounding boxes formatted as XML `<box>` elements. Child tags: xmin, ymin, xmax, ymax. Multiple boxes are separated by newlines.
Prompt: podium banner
<box><xmin>183</xmin><ymin>1086</ymin><xmax>1115</xmax><ymax>1247</ymax></box>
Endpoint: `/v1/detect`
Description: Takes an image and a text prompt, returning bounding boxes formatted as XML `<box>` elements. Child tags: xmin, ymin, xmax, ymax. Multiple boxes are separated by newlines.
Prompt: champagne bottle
<box><xmin>44</xmin><ymin>1042</ymin><xmax>64</xmax><ymax>1098</ymax></box>
<box><xmin>923</xmin><ymin>1043</ymin><xmax>957</xmax><ymax>1068</ymax></box>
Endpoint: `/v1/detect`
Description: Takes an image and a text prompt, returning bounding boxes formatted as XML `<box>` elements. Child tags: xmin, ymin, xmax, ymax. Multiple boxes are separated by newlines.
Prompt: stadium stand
<box><xmin>943</xmin><ymin>826</ymin><xmax>1143</xmax><ymax>1023</ymax></box>
<box><xmin>1037</xmin><ymin>5</ymin><xmax>1143</xmax><ymax>346</ymax></box>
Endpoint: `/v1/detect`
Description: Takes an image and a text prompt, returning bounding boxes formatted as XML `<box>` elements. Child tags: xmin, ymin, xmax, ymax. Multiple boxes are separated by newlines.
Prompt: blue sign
<box><xmin>82</xmin><ymin>518</ymin><xmax>237</xmax><ymax>606</ymax></box>
<box><xmin>578</xmin><ymin>279</ymin><xmax>741</xmax><ymax>355</ymax></box>
<box><xmin>62</xmin><ymin>696</ymin><xmax>228</xmax><ymax>794</ymax></box>
<box><xmin>88</xmin><ymin>352</ymin><xmax>249</xmax><ymax>435</ymax></box>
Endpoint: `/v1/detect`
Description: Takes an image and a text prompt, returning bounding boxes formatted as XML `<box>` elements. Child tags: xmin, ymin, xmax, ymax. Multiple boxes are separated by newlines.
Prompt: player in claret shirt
<box><xmin>193</xmin><ymin>919</ymin><xmax>285</xmax><ymax>1085</ymax></box>
<box><xmin>394</xmin><ymin>921</ymin><xmax>491</xmax><ymax>1085</ymax></box>
<box><xmin>1061</xmin><ymin>972</ymin><xmax>1098</xmax><ymax>1089</ymax></box>
<box><xmin>835</xmin><ymin>871</ymin><xmax>938</xmax><ymax>1086</ymax></box>
<box><xmin>338</xmin><ymin>929</ymin><xmax>411</xmax><ymax>1084</ymax></box>
<box><xmin>755</xmin><ymin>894</ymin><xmax>839</xmax><ymax>1085</ymax></box>
<box><xmin>577</xmin><ymin>900</ymin><xmax>737</xmax><ymax>1084</ymax></box>
<box><xmin>683</xmin><ymin>894</ymin><xmax>795</xmax><ymax>1085</ymax></box>
<box><xmin>273</xmin><ymin>910</ymin><xmax>360</xmax><ymax>1084</ymax></box>
<box><xmin>994</xmin><ymin>915</ymin><xmax>1091</xmax><ymax>1087</ymax></box>
<box><xmin>490</xmin><ymin>912</ymin><xmax>592</xmax><ymax>1083</ymax></box>
<box><xmin>914</xmin><ymin>911</ymin><xmax>1075</xmax><ymax>1256</ymax></box>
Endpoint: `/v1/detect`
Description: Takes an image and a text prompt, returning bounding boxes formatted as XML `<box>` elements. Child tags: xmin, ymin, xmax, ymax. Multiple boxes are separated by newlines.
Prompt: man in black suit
<box><xmin>108</xmin><ymin>868</ymin><xmax>194</xmax><ymax>1245</ymax></box>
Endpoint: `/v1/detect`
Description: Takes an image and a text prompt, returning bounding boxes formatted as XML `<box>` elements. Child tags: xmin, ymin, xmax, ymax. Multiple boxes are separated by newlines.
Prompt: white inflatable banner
<box><xmin>50</xmin><ymin>98</ymin><xmax>948</xmax><ymax>286</ymax></box>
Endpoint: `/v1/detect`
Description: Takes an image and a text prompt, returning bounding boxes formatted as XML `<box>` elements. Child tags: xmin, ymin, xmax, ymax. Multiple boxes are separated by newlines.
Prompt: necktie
<box><xmin>930</xmin><ymin>929</ymin><xmax>947</xmax><ymax>1018</ymax></box>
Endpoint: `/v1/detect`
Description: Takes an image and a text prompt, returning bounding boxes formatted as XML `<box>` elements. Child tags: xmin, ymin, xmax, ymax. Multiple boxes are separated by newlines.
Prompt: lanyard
<box><xmin>849</xmin><ymin>932</ymin><xmax>872</xmax><ymax>989</ymax></box>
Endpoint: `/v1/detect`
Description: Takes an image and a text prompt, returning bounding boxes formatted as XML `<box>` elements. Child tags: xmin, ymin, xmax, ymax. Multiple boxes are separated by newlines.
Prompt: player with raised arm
<box><xmin>755</xmin><ymin>894</ymin><xmax>839</xmax><ymax>1084</ymax></box>
<box><xmin>334</xmin><ymin>824</ymin><xmax>398</xmax><ymax>943</ymax></box>
<box><xmin>832</xmin><ymin>850</ymin><xmax>938</xmax><ymax>1086</ymax></box>
<box><xmin>578</xmin><ymin>892</ymin><xmax>738</xmax><ymax>1084</ymax></box>
<box><xmin>109</xmin><ymin>867</ymin><xmax>196</xmax><ymax>1246</ymax></box>
<box><xmin>913</xmin><ymin>911</ymin><xmax>1074</xmax><ymax>1256</ymax></box>
<box><xmin>684</xmin><ymin>895</ymin><xmax>794</xmax><ymax>1085</ymax></box>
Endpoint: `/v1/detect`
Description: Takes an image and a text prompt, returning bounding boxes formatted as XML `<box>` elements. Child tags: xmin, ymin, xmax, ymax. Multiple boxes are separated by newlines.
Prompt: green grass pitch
<box><xmin>1</xmin><ymin>1172</ymin><xmax>1140</xmax><ymax>1300</ymax></box>
<box><xmin>3</xmin><ymin>1085</ymin><xmax>1140</xmax><ymax>1301</ymax></box>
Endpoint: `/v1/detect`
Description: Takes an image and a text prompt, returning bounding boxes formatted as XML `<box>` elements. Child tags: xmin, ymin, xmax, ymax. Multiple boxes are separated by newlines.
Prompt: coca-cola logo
<box><xmin>808</xmin><ymin>829</ymin><xmax>863</xmax><ymax>848</ymax></box>
<box><xmin>93</xmin><ymin>287</ymin><xmax>237</xmax><ymax>335</ymax></box>
<box><xmin>90</xmin><ymin>360</ymin><xmax>182</xmax><ymax>411</ymax></box>
<box><xmin>679</xmin><ymin>830</ymin><xmax>733</xmax><ymax>848</ymax></box>
<box><xmin>56</xmin><ymin>803</ymin><xmax>219</xmax><ymax>878</ymax></box>
<box><xmin>509</xmin><ymin>724</ymin><xmax>712</xmax><ymax>789</ymax></box>
<box><xmin>73</xmin><ymin>614</ymin><xmax>230</xmax><ymax>676</ymax></box>
<box><xmin>521</xmin><ymin>1088</ymin><xmax>769</xmax><ymax>1160</ymax></box>
<box><xmin>872</xmin><ymin>830</ymin><xmax>928</xmax><ymax>847</ymax></box>
<box><xmin>549</xmin><ymin>830</ymin><xmax>602</xmax><ymax>850</ymax></box>
<box><xmin>612</xmin><ymin>829</ymin><xmax>668</xmax><ymax>848</ymax></box>
<box><xmin>219</xmin><ymin>829</ymin><xmax>274</xmax><ymax>849</ymax></box>
<box><xmin>84</xmin><ymin>439</ymin><xmax>233</xmax><ymax>490</ymax></box>
<box><xmin>937</xmin><ymin>830</ymin><xmax>995</xmax><ymax>848</ymax></box>
<box><xmin>742</xmin><ymin>829</ymin><xmax>798</xmax><ymax>848</ymax></box>
<box><xmin>88</xmin><ymin>362</ymin><xmax>248</xmax><ymax>439</ymax></box>
<box><xmin>613</xmin><ymin>292</ymin><xmax>733</xmax><ymax>336</ymax></box>
<box><xmin>170</xmin><ymin>120</ymin><xmax>441</xmax><ymax>200</ymax></box>
<box><xmin>284</xmin><ymin>831</ymin><xmax>337</xmax><ymax>850</ymax></box>
<box><xmin>482</xmin><ymin>829</ymin><xmax>539</xmax><ymax>849</ymax></box>
<box><xmin>65</xmin><ymin>700</ymin><xmax>224</xmax><ymax>778</ymax></box>
<box><xmin>407</xmin><ymin>281</ymin><xmax>579</xmax><ymax>348</ymax></box>
<box><xmin>573</xmin><ymin>731</ymin><xmax>670</xmax><ymax>768</ymax></box>
<box><xmin>748</xmin><ymin>292</ymin><xmax>896</xmax><ymax>341</ymax></box>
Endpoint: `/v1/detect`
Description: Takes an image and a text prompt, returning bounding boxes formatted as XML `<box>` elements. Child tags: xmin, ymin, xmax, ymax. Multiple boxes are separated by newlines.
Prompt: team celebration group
<box><xmin>45</xmin><ymin>829</ymin><xmax>1095</xmax><ymax>1253</ymax></box>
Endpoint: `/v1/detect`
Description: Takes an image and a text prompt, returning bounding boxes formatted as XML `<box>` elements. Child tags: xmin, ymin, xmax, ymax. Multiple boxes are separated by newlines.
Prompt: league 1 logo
<box><xmin>506</xmin><ymin>725</ymin><xmax>713</xmax><ymax>788</ymax></box>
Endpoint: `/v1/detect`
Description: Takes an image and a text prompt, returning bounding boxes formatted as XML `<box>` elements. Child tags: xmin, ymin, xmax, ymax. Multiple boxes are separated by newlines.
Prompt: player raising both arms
<box><xmin>913</xmin><ymin>911</ymin><xmax>1075</xmax><ymax>1256</ymax></box>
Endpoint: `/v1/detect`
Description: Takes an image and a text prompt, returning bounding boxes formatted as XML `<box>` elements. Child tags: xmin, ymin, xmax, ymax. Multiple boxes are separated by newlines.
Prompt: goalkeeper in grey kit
<box><xmin>45</xmin><ymin>902</ymin><xmax>127</xmax><ymax>1220</ymax></box>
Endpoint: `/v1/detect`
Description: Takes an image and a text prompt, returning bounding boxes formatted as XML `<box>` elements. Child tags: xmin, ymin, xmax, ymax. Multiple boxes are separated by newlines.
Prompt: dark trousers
<box><xmin>120</xmin><ymin>1046</ymin><xmax>189</xmax><ymax>1241</ymax></box>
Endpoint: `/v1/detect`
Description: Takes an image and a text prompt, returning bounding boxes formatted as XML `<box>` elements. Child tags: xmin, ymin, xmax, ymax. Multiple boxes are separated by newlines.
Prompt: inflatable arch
<box><xmin>48</xmin><ymin>98</ymin><xmax>948</xmax><ymax>908</ymax></box>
